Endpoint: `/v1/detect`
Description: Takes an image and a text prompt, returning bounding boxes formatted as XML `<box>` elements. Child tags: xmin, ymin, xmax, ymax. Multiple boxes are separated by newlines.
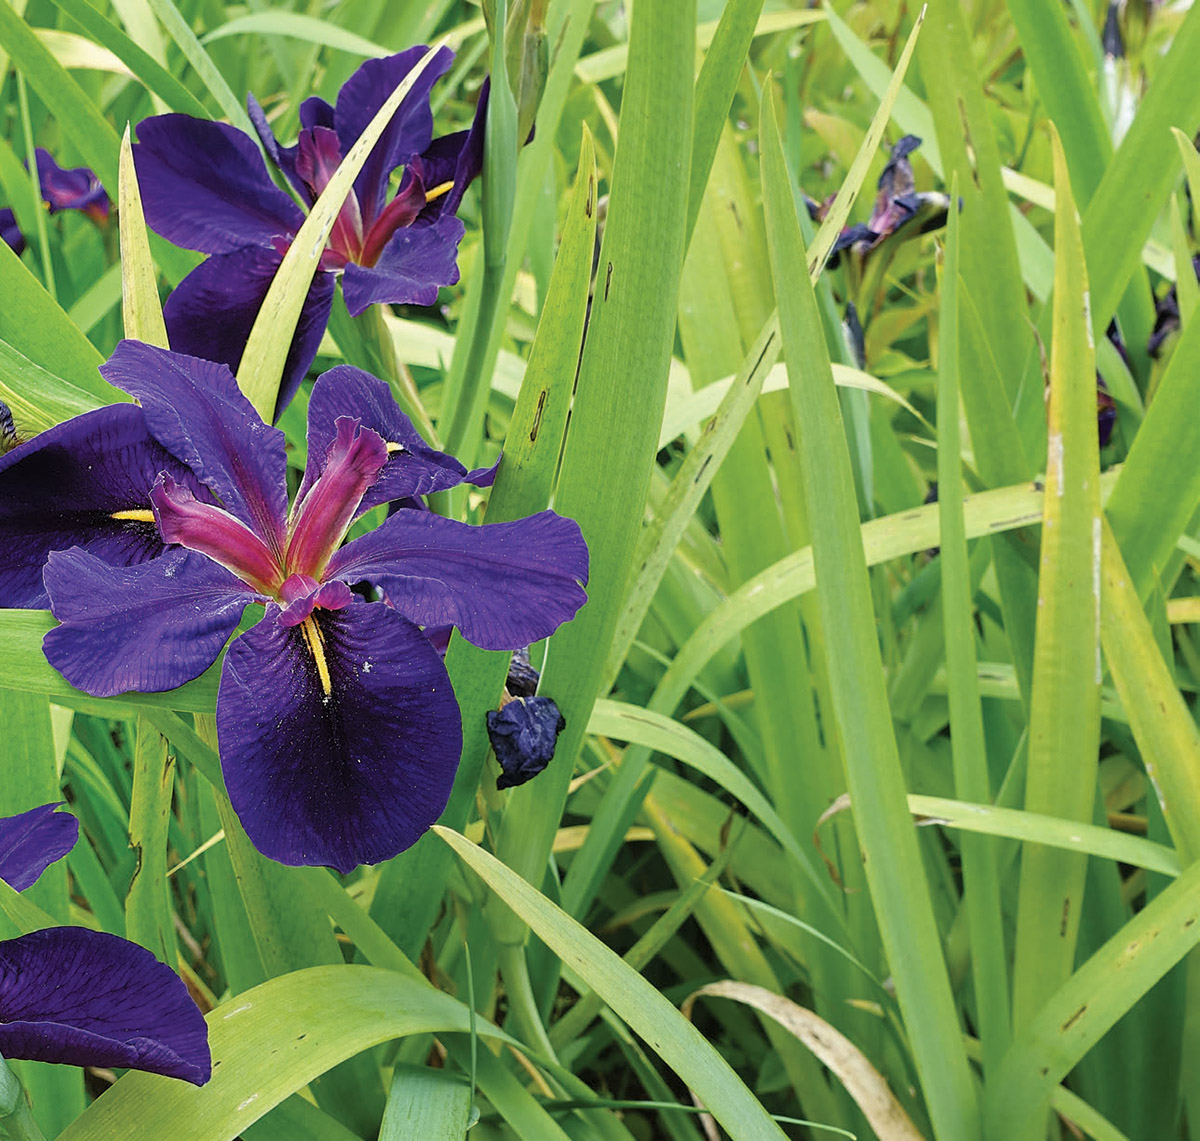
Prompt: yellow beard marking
<box><xmin>110</xmin><ymin>509</ymin><xmax>157</xmax><ymax>522</ymax></box>
<box><xmin>424</xmin><ymin>180</ymin><xmax>454</xmax><ymax>204</ymax></box>
<box><xmin>300</xmin><ymin>616</ymin><xmax>333</xmax><ymax>697</ymax></box>
<box><xmin>385</xmin><ymin>441</ymin><xmax>407</xmax><ymax>454</ymax></box>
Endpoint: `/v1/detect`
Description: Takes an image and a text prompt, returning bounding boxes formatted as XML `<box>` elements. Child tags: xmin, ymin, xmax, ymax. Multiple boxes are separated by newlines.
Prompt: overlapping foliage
<box><xmin>0</xmin><ymin>1</ymin><xmax>1199</xmax><ymax>1139</ymax></box>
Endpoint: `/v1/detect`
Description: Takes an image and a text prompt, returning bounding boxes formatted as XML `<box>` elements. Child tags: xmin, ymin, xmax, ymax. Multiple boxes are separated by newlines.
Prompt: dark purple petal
<box><xmin>152</xmin><ymin>473</ymin><xmax>284</xmax><ymax>592</ymax></box>
<box><xmin>0</xmin><ymin>207</ymin><xmax>24</xmax><ymax>254</ymax></box>
<box><xmin>134</xmin><ymin>114</ymin><xmax>304</xmax><ymax>253</ymax></box>
<box><xmin>0</xmin><ymin>926</ymin><xmax>210</xmax><ymax>1084</ymax></box>
<box><xmin>247</xmin><ymin>94</ymin><xmax>310</xmax><ymax>205</ymax></box>
<box><xmin>34</xmin><ymin>149</ymin><xmax>109</xmax><ymax>221</ymax></box>
<box><xmin>0</xmin><ymin>805</ymin><xmax>78</xmax><ymax>892</ymax></box>
<box><xmin>0</xmin><ymin>404</ymin><xmax>202</xmax><ymax>609</ymax></box>
<box><xmin>341</xmin><ymin>215</ymin><xmax>464</xmax><ymax>316</ymax></box>
<box><xmin>100</xmin><ymin>341</ymin><xmax>289</xmax><ymax>551</ymax></box>
<box><xmin>334</xmin><ymin>47</ymin><xmax>454</xmax><ymax>230</ymax></box>
<box><xmin>43</xmin><ymin>547</ymin><xmax>255</xmax><ymax>697</ymax></box>
<box><xmin>304</xmin><ymin>365</ymin><xmax>481</xmax><ymax>508</ymax></box>
<box><xmin>487</xmin><ymin>697</ymin><xmax>565</xmax><ymax>790</ymax></box>
<box><xmin>217</xmin><ymin>600</ymin><xmax>462</xmax><ymax>873</ymax></box>
<box><xmin>285</xmin><ymin>418</ymin><xmax>387</xmax><ymax>578</ymax></box>
<box><xmin>160</xmin><ymin>249</ymin><xmax>336</xmax><ymax>422</ymax></box>
<box><xmin>417</xmin><ymin>78</ymin><xmax>489</xmax><ymax>220</ymax></box>
<box><xmin>326</xmin><ymin>509</ymin><xmax>589</xmax><ymax>651</ymax></box>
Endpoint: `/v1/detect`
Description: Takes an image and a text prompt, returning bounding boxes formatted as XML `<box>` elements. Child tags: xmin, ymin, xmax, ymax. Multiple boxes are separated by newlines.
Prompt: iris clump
<box><xmin>133</xmin><ymin>47</ymin><xmax>484</xmax><ymax>420</ymax></box>
<box><xmin>0</xmin><ymin>804</ymin><xmax>210</xmax><ymax>1085</ymax></box>
<box><xmin>0</xmin><ymin>341</ymin><xmax>588</xmax><ymax>874</ymax></box>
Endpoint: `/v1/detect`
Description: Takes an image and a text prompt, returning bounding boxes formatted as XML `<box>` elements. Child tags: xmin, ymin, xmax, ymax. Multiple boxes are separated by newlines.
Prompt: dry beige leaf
<box><xmin>683</xmin><ymin>980</ymin><xmax>925</xmax><ymax>1141</ymax></box>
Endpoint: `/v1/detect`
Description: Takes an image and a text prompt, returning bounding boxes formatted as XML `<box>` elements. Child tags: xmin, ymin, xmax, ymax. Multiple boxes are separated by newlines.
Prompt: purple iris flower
<box><xmin>0</xmin><ymin>803</ymin><xmax>77</xmax><ymax>892</ymax></box>
<box><xmin>829</xmin><ymin>135</ymin><xmax>951</xmax><ymax>260</ymax></box>
<box><xmin>36</xmin><ymin>341</ymin><xmax>588</xmax><ymax>873</ymax></box>
<box><xmin>0</xmin><ymin>807</ymin><xmax>210</xmax><ymax>1085</ymax></box>
<box><xmin>0</xmin><ymin>150</ymin><xmax>110</xmax><ymax>256</ymax></box>
<box><xmin>35</xmin><ymin>149</ymin><xmax>110</xmax><ymax>223</ymax></box>
<box><xmin>133</xmin><ymin>47</ymin><xmax>485</xmax><ymax>420</ymax></box>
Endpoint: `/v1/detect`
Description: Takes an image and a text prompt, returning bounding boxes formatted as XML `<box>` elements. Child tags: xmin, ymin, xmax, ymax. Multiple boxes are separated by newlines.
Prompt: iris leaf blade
<box><xmin>435</xmin><ymin>827</ymin><xmax>790</xmax><ymax>1141</ymax></box>
<box><xmin>761</xmin><ymin>81</ymin><xmax>981</xmax><ymax>1140</ymax></box>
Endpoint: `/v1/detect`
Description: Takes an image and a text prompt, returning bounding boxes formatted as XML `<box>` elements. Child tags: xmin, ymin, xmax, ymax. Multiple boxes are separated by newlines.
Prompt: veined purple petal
<box><xmin>217</xmin><ymin>601</ymin><xmax>461</xmax><ymax>873</ymax></box>
<box><xmin>101</xmin><ymin>341</ymin><xmax>289</xmax><ymax>551</ymax></box>
<box><xmin>0</xmin><ymin>926</ymin><xmax>210</xmax><ymax>1084</ymax></box>
<box><xmin>286</xmin><ymin>418</ymin><xmax>387</xmax><ymax>579</ymax></box>
<box><xmin>0</xmin><ymin>403</ymin><xmax>203</xmax><ymax>609</ymax></box>
<box><xmin>160</xmin><ymin>249</ymin><xmax>336</xmax><ymax>423</ymax></box>
<box><xmin>34</xmin><ymin>149</ymin><xmax>108</xmax><ymax>221</ymax></box>
<box><xmin>334</xmin><ymin>47</ymin><xmax>454</xmax><ymax>231</ymax></box>
<box><xmin>0</xmin><ymin>805</ymin><xmax>78</xmax><ymax>892</ymax></box>
<box><xmin>134</xmin><ymin>114</ymin><xmax>303</xmax><ymax>253</ymax></box>
<box><xmin>303</xmin><ymin>366</ymin><xmax>478</xmax><ymax>509</ymax></box>
<box><xmin>43</xmin><ymin>547</ymin><xmax>256</xmax><ymax>698</ymax></box>
<box><xmin>327</xmin><ymin>509</ymin><xmax>589</xmax><ymax>651</ymax></box>
<box><xmin>341</xmin><ymin>215</ymin><xmax>464</xmax><ymax>316</ymax></box>
<box><xmin>152</xmin><ymin>473</ymin><xmax>284</xmax><ymax>592</ymax></box>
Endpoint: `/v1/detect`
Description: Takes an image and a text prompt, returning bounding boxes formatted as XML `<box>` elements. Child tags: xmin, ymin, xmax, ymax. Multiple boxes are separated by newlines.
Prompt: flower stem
<box><xmin>364</xmin><ymin>304</ymin><xmax>440</xmax><ymax>446</ymax></box>
<box><xmin>0</xmin><ymin>1056</ymin><xmax>47</xmax><ymax>1141</ymax></box>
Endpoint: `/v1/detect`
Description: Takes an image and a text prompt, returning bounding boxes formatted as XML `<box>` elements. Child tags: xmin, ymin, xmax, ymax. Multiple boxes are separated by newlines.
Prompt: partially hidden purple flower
<box><xmin>0</xmin><ymin>807</ymin><xmax>210</xmax><ymax>1085</ymax></box>
<box><xmin>133</xmin><ymin>48</ymin><xmax>486</xmax><ymax>421</ymax></box>
<box><xmin>0</xmin><ymin>150</ymin><xmax>110</xmax><ymax>256</ymax></box>
<box><xmin>35</xmin><ymin>149</ymin><xmax>110</xmax><ymax>223</ymax></box>
<box><xmin>35</xmin><ymin>341</ymin><xmax>588</xmax><ymax>873</ymax></box>
<box><xmin>829</xmin><ymin>135</ymin><xmax>951</xmax><ymax>260</ymax></box>
<box><xmin>0</xmin><ymin>208</ymin><xmax>24</xmax><ymax>255</ymax></box>
<box><xmin>0</xmin><ymin>928</ymin><xmax>210</xmax><ymax>1084</ymax></box>
<box><xmin>0</xmin><ymin>803</ymin><xmax>77</xmax><ymax>892</ymax></box>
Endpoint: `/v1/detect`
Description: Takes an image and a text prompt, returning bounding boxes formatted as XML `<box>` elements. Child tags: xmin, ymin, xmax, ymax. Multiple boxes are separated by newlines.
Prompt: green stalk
<box><xmin>487</xmin><ymin>0</ymin><xmax>695</xmax><ymax>948</ymax></box>
<box><xmin>0</xmin><ymin>1058</ymin><xmax>45</xmax><ymax>1141</ymax></box>
<box><xmin>15</xmin><ymin>75</ymin><xmax>53</xmax><ymax>302</ymax></box>
<box><xmin>438</xmin><ymin>0</ymin><xmax>517</xmax><ymax>463</ymax></box>
<box><xmin>761</xmin><ymin>85</ymin><xmax>981</xmax><ymax>1141</ymax></box>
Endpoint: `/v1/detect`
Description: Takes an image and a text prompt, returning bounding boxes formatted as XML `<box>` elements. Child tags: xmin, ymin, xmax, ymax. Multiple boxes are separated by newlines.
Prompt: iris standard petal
<box><xmin>286</xmin><ymin>418</ymin><xmax>387</xmax><ymax>579</ymax></box>
<box><xmin>217</xmin><ymin>600</ymin><xmax>462</xmax><ymax>873</ymax></box>
<box><xmin>334</xmin><ymin>46</ymin><xmax>454</xmax><ymax>229</ymax></box>
<box><xmin>157</xmin><ymin>249</ymin><xmax>336</xmax><ymax>423</ymax></box>
<box><xmin>341</xmin><ymin>215</ymin><xmax>465</xmax><ymax>316</ymax></box>
<box><xmin>101</xmin><ymin>341</ymin><xmax>289</xmax><ymax>549</ymax></box>
<box><xmin>303</xmin><ymin>365</ymin><xmax>478</xmax><ymax>509</ymax></box>
<box><xmin>0</xmin><ymin>926</ymin><xmax>210</xmax><ymax>1084</ymax></box>
<box><xmin>43</xmin><ymin>547</ymin><xmax>256</xmax><ymax>698</ymax></box>
<box><xmin>417</xmin><ymin>77</ymin><xmax>489</xmax><ymax>220</ymax></box>
<box><xmin>327</xmin><ymin>509</ymin><xmax>589</xmax><ymax>651</ymax></box>
<box><xmin>0</xmin><ymin>403</ymin><xmax>201</xmax><ymax>609</ymax></box>
<box><xmin>0</xmin><ymin>804</ymin><xmax>78</xmax><ymax>892</ymax></box>
<box><xmin>247</xmin><ymin>93</ymin><xmax>309</xmax><ymax>205</ymax></box>
<box><xmin>134</xmin><ymin>114</ymin><xmax>304</xmax><ymax>254</ymax></box>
